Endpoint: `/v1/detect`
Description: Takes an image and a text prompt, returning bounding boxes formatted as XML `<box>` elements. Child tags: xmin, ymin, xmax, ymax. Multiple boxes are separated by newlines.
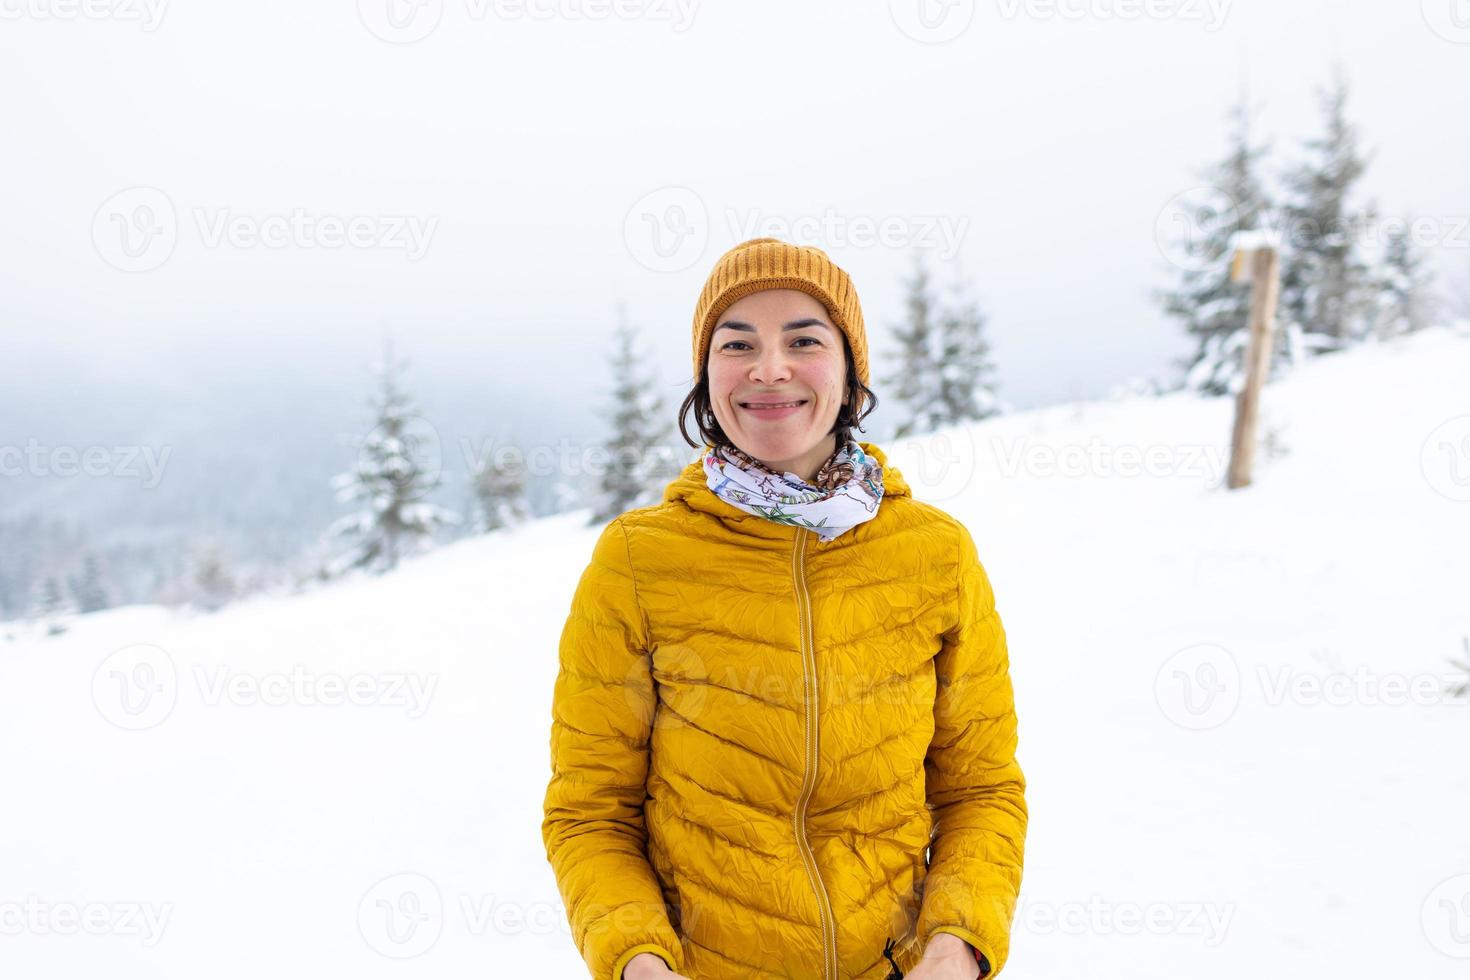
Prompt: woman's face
<box><xmin>706</xmin><ymin>288</ymin><xmax>850</xmax><ymax>479</ymax></box>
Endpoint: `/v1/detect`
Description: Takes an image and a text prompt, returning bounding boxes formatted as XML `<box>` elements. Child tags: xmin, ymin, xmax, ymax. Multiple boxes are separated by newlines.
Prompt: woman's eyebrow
<box><xmin>713</xmin><ymin>318</ymin><xmax>833</xmax><ymax>333</ymax></box>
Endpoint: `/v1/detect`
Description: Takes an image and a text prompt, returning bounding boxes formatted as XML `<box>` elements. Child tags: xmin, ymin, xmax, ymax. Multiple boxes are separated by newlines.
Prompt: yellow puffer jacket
<box><xmin>542</xmin><ymin>442</ymin><xmax>1026</xmax><ymax>979</ymax></box>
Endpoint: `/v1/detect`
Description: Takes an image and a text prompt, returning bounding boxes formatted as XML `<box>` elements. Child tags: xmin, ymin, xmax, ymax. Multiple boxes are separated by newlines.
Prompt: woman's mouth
<box><xmin>739</xmin><ymin>399</ymin><xmax>808</xmax><ymax>420</ymax></box>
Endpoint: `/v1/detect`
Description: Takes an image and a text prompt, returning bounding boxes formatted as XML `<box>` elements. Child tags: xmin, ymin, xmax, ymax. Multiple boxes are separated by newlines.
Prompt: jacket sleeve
<box><xmin>917</xmin><ymin>521</ymin><xmax>1028</xmax><ymax>976</ymax></box>
<box><xmin>542</xmin><ymin>518</ymin><xmax>685</xmax><ymax>980</ymax></box>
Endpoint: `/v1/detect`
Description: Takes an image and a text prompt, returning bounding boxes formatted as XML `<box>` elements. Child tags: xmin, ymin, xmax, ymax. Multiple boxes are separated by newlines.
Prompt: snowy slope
<box><xmin>3</xmin><ymin>326</ymin><xmax>1469</xmax><ymax>979</ymax></box>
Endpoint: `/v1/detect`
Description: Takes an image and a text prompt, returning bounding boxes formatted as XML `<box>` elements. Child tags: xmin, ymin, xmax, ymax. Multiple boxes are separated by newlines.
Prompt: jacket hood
<box><xmin>660</xmin><ymin>440</ymin><xmax>911</xmax><ymax>539</ymax></box>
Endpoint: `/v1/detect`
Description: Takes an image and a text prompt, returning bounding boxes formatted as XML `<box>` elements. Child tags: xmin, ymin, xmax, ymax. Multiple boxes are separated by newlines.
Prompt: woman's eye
<box><xmin>722</xmin><ymin>338</ymin><xmax>820</xmax><ymax>350</ymax></box>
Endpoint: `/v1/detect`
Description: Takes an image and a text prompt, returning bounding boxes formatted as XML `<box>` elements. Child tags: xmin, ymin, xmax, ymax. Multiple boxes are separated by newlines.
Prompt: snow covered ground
<box><xmin>3</xmin><ymin>325</ymin><xmax>1469</xmax><ymax>978</ymax></box>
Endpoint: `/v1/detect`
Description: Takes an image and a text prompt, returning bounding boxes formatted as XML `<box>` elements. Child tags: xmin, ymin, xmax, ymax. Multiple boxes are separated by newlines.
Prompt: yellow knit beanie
<box><xmin>690</xmin><ymin>237</ymin><xmax>869</xmax><ymax>385</ymax></box>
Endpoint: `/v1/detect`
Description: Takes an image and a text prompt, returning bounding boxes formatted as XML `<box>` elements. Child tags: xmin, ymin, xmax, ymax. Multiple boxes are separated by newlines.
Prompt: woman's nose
<box><xmin>751</xmin><ymin>345</ymin><xmax>792</xmax><ymax>384</ymax></box>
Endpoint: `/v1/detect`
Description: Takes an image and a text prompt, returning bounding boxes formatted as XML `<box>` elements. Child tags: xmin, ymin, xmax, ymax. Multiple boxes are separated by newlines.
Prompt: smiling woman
<box><xmin>543</xmin><ymin>238</ymin><xmax>1026</xmax><ymax>980</ymax></box>
<box><xmin>679</xmin><ymin>242</ymin><xmax>878</xmax><ymax>487</ymax></box>
<box><xmin>705</xmin><ymin>296</ymin><xmax>850</xmax><ymax>483</ymax></box>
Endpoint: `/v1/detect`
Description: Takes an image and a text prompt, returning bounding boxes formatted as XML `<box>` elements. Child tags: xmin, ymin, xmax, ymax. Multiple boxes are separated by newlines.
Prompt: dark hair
<box><xmin>677</xmin><ymin>337</ymin><xmax>878</xmax><ymax>450</ymax></box>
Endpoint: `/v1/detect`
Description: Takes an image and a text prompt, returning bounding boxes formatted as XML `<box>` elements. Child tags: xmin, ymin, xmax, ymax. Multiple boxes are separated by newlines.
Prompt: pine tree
<box><xmin>1278</xmin><ymin>66</ymin><xmax>1377</xmax><ymax>345</ymax></box>
<box><xmin>470</xmin><ymin>443</ymin><xmax>531</xmax><ymax>533</ymax></box>
<box><xmin>327</xmin><ymin>337</ymin><xmax>460</xmax><ymax>575</ymax></box>
<box><xmin>1371</xmin><ymin>220</ymin><xmax>1437</xmax><ymax>339</ymax></box>
<box><xmin>887</xmin><ymin>253</ymin><xmax>1002</xmax><ymax>435</ymax></box>
<box><xmin>69</xmin><ymin>552</ymin><xmax>111</xmax><ymax>614</ymax></box>
<box><xmin>936</xmin><ymin>277</ymin><xmax>1001</xmax><ymax>423</ymax></box>
<box><xmin>591</xmin><ymin>313</ymin><xmax>677</xmax><ymax>525</ymax></box>
<box><xmin>885</xmin><ymin>253</ymin><xmax>945</xmax><ymax>439</ymax></box>
<box><xmin>1157</xmin><ymin>87</ymin><xmax>1277</xmax><ymax>396</ymax></box>
<box><xmin>188</xmin><ymin>539</ymin><xmax>237</xmax><ymax>611</ymax></box>
<box><xmin>34</xmin><ymin>576</ymin><xmax>73</xmax><ymax>635</ymax></box>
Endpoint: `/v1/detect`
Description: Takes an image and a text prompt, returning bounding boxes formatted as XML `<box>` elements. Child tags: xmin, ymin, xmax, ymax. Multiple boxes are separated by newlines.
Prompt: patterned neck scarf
<box><xmin>701</xmin><ymin>438</ymin><xmax>885</xmax><ymax>542</ymax></box>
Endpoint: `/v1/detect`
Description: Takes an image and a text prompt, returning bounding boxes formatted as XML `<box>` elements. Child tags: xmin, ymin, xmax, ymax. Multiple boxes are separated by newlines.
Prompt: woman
<box><xmin>542</xmin><ymin>238</ymin><xmax>1027</xmax><ymax>979</ymax></box>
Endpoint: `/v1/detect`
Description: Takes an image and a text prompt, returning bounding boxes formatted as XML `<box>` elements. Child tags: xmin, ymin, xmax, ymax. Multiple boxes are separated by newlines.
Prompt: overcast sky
<box><xmin>3</xmin><ymin>0</ymin><xmax>1466</xmax><ymax>459</ymax></box>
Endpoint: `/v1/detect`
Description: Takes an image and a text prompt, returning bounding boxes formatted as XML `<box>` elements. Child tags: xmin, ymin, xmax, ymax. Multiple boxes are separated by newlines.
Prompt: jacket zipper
<box><xmin>791</xmin><ymin>527</ymin><xmax>838</xmax><ymax>980</ymax></box>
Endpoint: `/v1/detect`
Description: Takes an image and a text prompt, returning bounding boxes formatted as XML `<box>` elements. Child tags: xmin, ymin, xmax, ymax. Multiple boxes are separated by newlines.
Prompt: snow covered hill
<box><xmin>4</xmin><ymin>326</ymin><xmax>1469</xmax><ymax>979</ymax></box>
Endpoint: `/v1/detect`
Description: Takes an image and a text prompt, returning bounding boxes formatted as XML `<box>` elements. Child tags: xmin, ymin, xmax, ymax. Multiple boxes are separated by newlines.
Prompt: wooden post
<box><xmin>1226</xmin><ymin>242</ymin><xmax>1280</xmax><ymax>490</ymax></box>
